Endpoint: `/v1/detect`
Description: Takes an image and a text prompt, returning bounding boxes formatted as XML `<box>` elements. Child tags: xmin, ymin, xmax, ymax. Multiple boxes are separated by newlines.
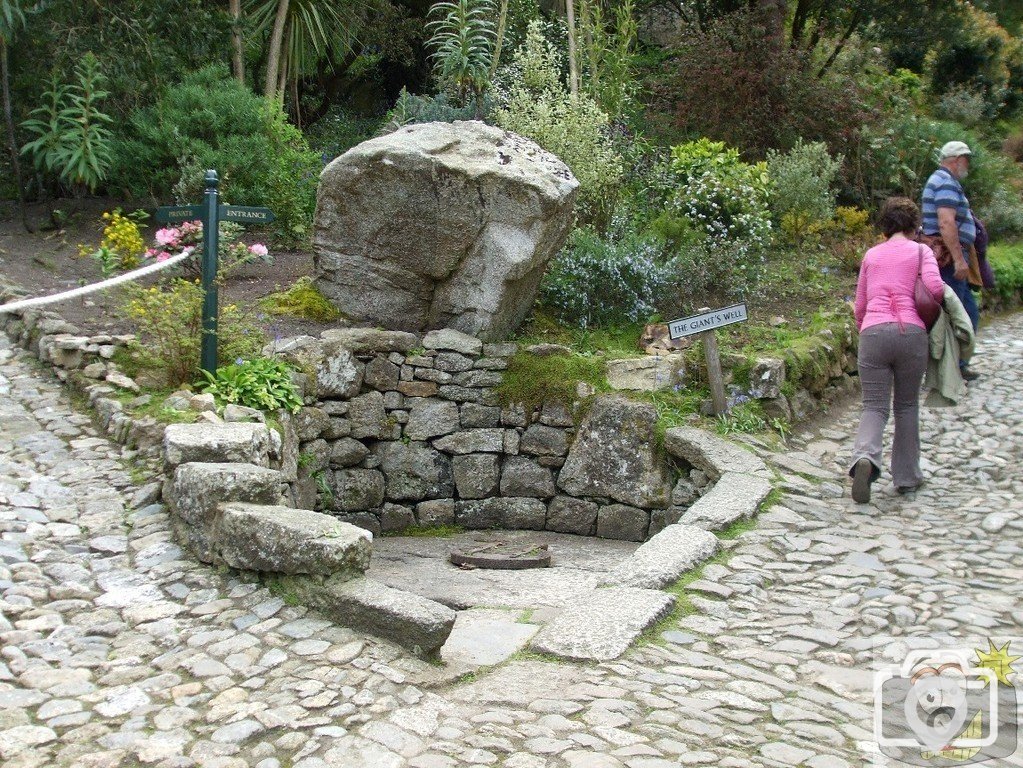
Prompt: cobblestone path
<box><xmin>2</xmin><ymin>313</ymin><xmax>1023</xmax><ymax>767</ymax></box>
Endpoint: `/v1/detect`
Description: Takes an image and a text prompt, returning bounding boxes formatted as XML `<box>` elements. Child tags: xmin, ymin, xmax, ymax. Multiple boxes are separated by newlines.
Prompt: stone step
<box><xmin>662</xmin><ymin>426</ymin><xmax>771</xmax><ymax>481</ymax></box>
<box><xmin>165</xmin><ymin>462</ymin><xmax>284</xmax><ymax>563</ymax></box>
<box><xmin>273</xmin><ymin>573</ymin><xmax>457</xmax><ymax>658</ymax></box>
<box><xmin>529</xmin><ymin>587</ymin><xmax>675</xmax><ymax>662</ymax></box>
<box><xmin>219</xmin><ymin>503</ymin><xmax>371</xmax><ymax>578</ymax></box>
<box><xmin>679</xmin><ymin>471</ymin><xmax>773</xmax><ymax>531</ymax></box>
<box><xmin>602</xmin><ymin>523</ymin><xmax>719</xmax><ymax>589</ymax></box>
<box><xmin>164</xmin><ymin>422</ymin><xmax>272</xmax><ymax>470</ymax></box>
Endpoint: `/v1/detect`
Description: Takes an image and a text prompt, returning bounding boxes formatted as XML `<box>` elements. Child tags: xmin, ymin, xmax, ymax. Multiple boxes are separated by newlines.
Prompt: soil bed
<box><xmin>0</xmin><ymin>200</ymin><xmax>337</xmax><ymax>340</ymax></box>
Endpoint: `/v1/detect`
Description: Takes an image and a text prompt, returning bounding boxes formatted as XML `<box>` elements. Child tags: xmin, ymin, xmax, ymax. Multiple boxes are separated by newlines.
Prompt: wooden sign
<box><xmin>154</xmin><ymin>204</ymin><xmax>202</xmax><ymax>224</ymax></box>
<box><xmin>668</xmin><ymin>303</ymin><xmax>748</xmax><ymax>340</ymax></box>
<box><xmin>219</xmin><ymin>205</ymin><xmax>275</xmax><ymax>224</ymax></box>
<box><xmin>667</xmin><ymin>304</ymin><xmax>750</xmax><ymax>416</ymax></box>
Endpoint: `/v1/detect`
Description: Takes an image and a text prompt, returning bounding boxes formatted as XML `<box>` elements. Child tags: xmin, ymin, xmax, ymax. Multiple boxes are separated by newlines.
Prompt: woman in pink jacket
<box><xmin>850</xmin><ymin>197</ymin><xmax>945</xmax><ymax>503</ymax></box>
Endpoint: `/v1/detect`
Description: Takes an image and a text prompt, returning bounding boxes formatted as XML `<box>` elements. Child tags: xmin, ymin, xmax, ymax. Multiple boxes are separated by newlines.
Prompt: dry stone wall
<box><xmin>267</xmin><ymin>328</ymin><xmax>712</xmax><ymax>543</ymax></box>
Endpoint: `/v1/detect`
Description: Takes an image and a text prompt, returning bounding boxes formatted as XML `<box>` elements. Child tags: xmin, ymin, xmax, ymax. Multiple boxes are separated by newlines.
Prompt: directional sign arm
<box><xmin>218</xmin><ymin>205</ymin><xmax>275</xmax><ymax>224</ymax></box>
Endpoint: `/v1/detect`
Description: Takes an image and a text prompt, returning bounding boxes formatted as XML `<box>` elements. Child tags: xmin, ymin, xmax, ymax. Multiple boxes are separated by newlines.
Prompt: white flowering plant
<box><xmin>539</xmin><ymin>223</ymin><xmax>672</xmax><ymax>328</ymax></box>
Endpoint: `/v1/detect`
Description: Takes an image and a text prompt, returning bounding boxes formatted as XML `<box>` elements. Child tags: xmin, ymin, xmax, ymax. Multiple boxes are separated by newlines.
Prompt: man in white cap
<box><xmin>921</xmin><ymin>140</ymin><xmax>979</xmax><ymax>379</ymax></box>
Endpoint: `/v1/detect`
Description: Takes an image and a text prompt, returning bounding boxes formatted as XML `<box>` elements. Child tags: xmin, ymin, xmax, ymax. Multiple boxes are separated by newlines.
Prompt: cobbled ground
<box><xmin>2</xmin><ymin>313</ymin><xmax>1022</xmax><ymax>768</ymax></box>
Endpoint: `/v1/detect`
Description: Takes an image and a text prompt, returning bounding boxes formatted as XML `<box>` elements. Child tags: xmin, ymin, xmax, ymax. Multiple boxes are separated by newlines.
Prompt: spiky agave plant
<box><xmin>426</xmin><ymin>0</ymin><xmax>496</xmax><ymax>111</ymax></box>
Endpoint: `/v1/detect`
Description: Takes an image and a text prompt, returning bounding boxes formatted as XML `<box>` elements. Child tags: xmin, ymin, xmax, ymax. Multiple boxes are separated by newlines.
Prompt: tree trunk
<box><xmin>489</xmin><ymin>0</ymin><xmax>509</xmax><ymax>78</ymax></box>
<box><xmin>230</xmin><ymin>0</ymin><xmax>245</xmax><ymax>84</ymax></box>
<box><xmin>289</xmin><ymin>70</ymin><xmax>301</xmax><ymax>129</ymax></box>
<box><xmin>264</xmin><ymin>0</ymin><xmax>290</xmax><ymax>99</ymax></box>
<box><xmin>566</xmin><ymin>0</ymin><xmax>579</xmax><ymax>95</ymax></box>
<box><xmin>1</xmin><ymin>40</ymin><xmax>31</xmax><ymax>233</ymax></box>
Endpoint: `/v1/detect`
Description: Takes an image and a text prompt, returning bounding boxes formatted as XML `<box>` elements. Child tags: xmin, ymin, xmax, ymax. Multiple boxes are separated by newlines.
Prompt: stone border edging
<box><xmin>529</xmin><ymin>426</ymin><xmax>776</xmax><ymax>661</ymax></box>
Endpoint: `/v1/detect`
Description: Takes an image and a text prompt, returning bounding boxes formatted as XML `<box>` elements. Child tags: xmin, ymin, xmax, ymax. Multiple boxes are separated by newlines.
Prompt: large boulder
<box><xmin>557</xmin><ymin>396</ymin><xmax>672</xmax><ymax>509</ymax></box>
<box><xmin>313</xmin><ymin>121</ymin><xmax>579</xmax><ymax>340</ymax></box>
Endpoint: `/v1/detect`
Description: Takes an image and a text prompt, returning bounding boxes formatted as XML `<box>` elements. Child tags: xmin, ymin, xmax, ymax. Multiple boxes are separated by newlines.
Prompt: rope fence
<box><xmin>0</xmin><ymin>250</ymin><xmax>191</xmax><ymax>314</ymax></box>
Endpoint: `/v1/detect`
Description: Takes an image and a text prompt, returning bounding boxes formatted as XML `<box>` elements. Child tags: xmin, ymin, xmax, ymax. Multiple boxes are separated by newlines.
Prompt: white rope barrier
<box><xmin>0</xmin><ymin>250</ymin><xmax>193</xmax><ymax>314</ymax></box>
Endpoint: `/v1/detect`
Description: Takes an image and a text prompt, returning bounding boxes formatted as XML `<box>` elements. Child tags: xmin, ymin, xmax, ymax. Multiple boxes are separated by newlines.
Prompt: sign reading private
<box><xmin>154</xmin><ymin>204</ymin><xmax>202</xmax><ymax>224</ymax></box>
<box><xmin>668</xmin><ymin>303</ymin><xmax>748</xmax><ymax>340</ymax></box>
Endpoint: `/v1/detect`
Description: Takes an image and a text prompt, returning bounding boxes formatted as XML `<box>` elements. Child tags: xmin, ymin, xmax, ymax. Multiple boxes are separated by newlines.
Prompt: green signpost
<box><xmin>153</xmin><ymin>170</ymin><xmax>275</xmax><ymax>376</ymax></box>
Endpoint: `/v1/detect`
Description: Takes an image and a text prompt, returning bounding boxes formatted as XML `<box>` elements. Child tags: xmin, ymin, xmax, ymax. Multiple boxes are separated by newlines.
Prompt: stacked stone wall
<box><xmin>271</xmin><ymin>328</ymin><xmax>706</xmax><ymax>542</ymax></box>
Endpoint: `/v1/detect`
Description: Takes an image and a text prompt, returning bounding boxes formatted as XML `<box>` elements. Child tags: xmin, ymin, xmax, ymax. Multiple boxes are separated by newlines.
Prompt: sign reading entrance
<box><xmin>154</xmin><ymin>172</ymin><xmax>274</xmax><ymax>376</ymax></box>
<box><xmin>668</xmin><ymin>303</ymin><xmax>748</xmax><ymax>340</ymax></box>
<box><xmin>219</xmin><ymin>205</ymin><xmax>275</xmax><ymax>224</ymax></box>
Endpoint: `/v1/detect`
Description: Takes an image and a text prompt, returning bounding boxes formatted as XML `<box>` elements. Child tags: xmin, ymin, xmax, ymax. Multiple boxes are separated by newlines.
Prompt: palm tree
<box><xmin>1</xmin><ymin>0</ymin><xmax>31</xmax><ymax>230</ymax></box>
<box><xmin>248</xmin><ymin>0</ymin><xmax>357</xmax><ymax>120</ymax></box>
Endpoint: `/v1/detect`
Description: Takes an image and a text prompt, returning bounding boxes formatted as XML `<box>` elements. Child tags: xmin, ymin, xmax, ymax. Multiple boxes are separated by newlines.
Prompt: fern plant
<box><xmin>21</xmin><ymin>52</ymin><xmax>113</xmax><ymax>193</ymax></box>
<box><xmin>427</xmin><ymin>0</ymin><xmax>497</xmax><ymax>111</ymax></box>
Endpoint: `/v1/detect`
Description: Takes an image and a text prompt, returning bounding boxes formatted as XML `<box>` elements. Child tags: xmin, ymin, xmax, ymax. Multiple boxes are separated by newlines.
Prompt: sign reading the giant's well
<box><xmin>668</xmin><ymin>303</ymin><xmax>748</xmax><ymax>340</ymax></box>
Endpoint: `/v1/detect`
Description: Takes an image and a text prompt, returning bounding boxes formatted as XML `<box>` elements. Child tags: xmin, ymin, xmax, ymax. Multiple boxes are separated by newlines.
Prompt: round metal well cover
<box><xmin>449</xmin><ymin>539</ymin><xmax>552</xmax><ymax>570</ymax></box>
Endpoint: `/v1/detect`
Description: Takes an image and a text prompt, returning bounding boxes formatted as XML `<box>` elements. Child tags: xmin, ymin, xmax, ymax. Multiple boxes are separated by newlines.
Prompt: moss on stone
<box><xmin>260</xmin><ymin>277</ymin><xmax>342</xmax><ymax>322</ymax></box>
<box><xmin>494</xmin><ymin>351</ymin><xmax>608</xmax><ymax>411</ymax></box>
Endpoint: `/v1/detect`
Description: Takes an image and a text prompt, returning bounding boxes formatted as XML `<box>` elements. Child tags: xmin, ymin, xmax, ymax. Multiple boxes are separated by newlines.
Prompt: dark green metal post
<box><xmin>200</xmin><ymin>170</ymin><xmax>220</xmax><ymax>376</ymax></box>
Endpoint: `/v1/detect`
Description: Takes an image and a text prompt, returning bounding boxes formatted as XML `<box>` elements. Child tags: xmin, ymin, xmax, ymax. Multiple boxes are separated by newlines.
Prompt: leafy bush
<box><xmin>201</xmin><ymin>357</ymin><xmax>302</xmax><ymax>414</ymax></box>
<box><xmin>121</xmin><ymin>280</ymin><xmax>265</xmax><ymax>387</ymax></box>
<box><xmin>987</xmin><ymin>243</ymin><xmax>1023</xmax><ymax>303</ymax></box>
<box><xmin>653</xmin><ymin>10</ymin><xmax>869</xmax><ymax>156</ymax></box>
<box><xmin>427</xmin><ymin>0</ymin><xmax>496</xmax><ymax>108</ymax></box>
<box><xmin>933</xmin><ymin>86</ymin><xmax>990</xmax><ymax>128</ymax></box>
<box><xmin>844</xmin><ymin>115</ymin><xmax>1020</xmax><ymax>212</ymax></box>
<box><xmin>81</xmin><ymin>209</ymin><xmax>149</xmax><ymax>276</ymax></box>
<box><xmin>112</xmin><ymin>65</ymin><xmax>320</xmax><ymax>245</ymax></box>
<box><xmin>666</xmin><ymin>139</ymin><xmax>772</xmax><ymax>271</ymax></box>
<box><xmin>21</xmin><ymin>53</ymin><xmax>114</xmax><ymax>192</ymax></box>
<box><xmin>766</xmin><ymin>140</ymin><xmax>843</xmax><ymax>245</ymax></box>
<box><xmin>977</xmin><ymin>185</ymin><xmax>1023</xmax><ymax>239</ymax></box>
<box><xmin>924</xmin><ymin>3</ymin><xmax>1023</xmax><ymax>120</ymax></box>
<box><xmin>575</xmin><ymin>0</ymin><xmax>638</xmax><ymax>118</ymax></box>
<box><xmin>494</xmin><ymin>21</ymin><xmax>623</xmax><ymax>221</ymax></box>
<box><xmin>145</xmin><ymin>220</ymin><xmax>270</xmax><ymax>281</ymax></box>
<box><xmin>826</xmin><ymin>206</ymin><xmax>876</xmax><ymax>272</ymax></box>
<box><xmin>382</xmin><ymin>88</ymin><xmax>492</xmax><ymax>132</ymax></box>
<box><xmin>539</xmin><ymin>224</ymin><xmax>670</xmax><ymax>328</ymax></box>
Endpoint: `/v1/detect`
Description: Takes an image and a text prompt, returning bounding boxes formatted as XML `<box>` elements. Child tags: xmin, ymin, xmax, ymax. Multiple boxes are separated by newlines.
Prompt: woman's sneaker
<box><xmin>851</xmin><ymin>458</ymin><xmax>873</xmax><ymax>503</ymax></box>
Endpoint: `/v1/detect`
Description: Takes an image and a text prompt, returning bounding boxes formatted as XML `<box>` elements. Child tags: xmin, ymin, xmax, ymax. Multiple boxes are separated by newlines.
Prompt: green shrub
<box><xmin>539</xmin><ymin>224</ymin><xmax>671</xmax><ymax>328</ymax></box>
<box><xmin>427</xmin><ymin>0</ymin><xmax>496</xmax><ymax>108</ymax></box>
<box><xmin>494</xmin><ymin>21</ymin><xmax>623</xmax><ymax>221</ymax></box>
<box><xmin>382</xmin><ymin>88</ymin><xmax>492</xmax><ymax>132</ymax></box>
<box><xmin>845</xmin><ymin>115</ymin><xmax>1021</xmax><ymax>212</ymax></box>
<box><xmin>665</xmin><ymin>139</ymin><xmax>772</xmax><ymax>280</ymax></box>
<box><xmin>987</xmin><ymin>243</ymin><xmax>1023</xmax><ymax>302</ymax></box>
<box><xmin>977</xmin><ymin>185</ymin><xmax>1023</xmax><ymax>239</ymax></box>
<box><xmin>121</xmin><ymin>280</ymin><xmax>265</xmax><ymax>387</ymax></box>
<box><xmin>201</xmin><ymin>357</ymin><xmax>302</xmax><ymax>414</ymax></box>
<box><xmin>21</xmin><ymin>53</ymin><xmax>114</xmax><ymax>193</ymax></box>
<box><xmin>766</xmin><ymin>139</ymin><xmax>843</xmax><ymax>245</ymax></box>
<box><xmin>112</xmin><ymin>65</ymin><xmax>320</xmax><ymax>245</ymax></box>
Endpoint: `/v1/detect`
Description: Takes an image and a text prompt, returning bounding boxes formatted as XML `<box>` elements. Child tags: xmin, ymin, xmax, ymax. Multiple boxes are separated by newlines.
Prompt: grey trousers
<box><xmin>850</xmin><ymin>323</ymin><xmax>928</xmax><ymax>489</ymax></box>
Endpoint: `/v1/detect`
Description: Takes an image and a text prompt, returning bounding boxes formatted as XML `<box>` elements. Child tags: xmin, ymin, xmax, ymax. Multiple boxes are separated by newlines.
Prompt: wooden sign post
<box><xmin>667</xmin><ymin>303</ymin><xmax>749</xmax><ymax>416</ymax></box>
<box><xmin>154</xmin><ymin>170</ymin><xmax>275</xmax><ymax>376</ymax></box>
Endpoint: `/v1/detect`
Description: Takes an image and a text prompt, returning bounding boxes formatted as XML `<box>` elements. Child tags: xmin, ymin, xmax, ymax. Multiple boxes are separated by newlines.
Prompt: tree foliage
<box><xmin>427</xmin><ymin>0</ymin><xmax>497</xmax><ymax>107</ymax></box>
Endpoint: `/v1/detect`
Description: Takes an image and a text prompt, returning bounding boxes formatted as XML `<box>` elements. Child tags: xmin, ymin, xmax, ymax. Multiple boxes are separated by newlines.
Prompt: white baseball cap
<box><xmin>939</xmin><ymin>140</ymin><xmax>972</xmax><ymax>159</ymax></box>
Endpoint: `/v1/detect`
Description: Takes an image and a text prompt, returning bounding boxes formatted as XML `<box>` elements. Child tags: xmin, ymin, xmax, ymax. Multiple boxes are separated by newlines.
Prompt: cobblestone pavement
<box><xmin>2</xmin><ymin>313</ymin><xmax>1023</xmax><ymax>768</ymax></box>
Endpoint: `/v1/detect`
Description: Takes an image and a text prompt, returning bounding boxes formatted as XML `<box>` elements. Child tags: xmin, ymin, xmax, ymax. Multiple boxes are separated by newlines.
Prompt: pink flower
<box><xmin>156</xmin><ymin>251</ymin><xmax>171</xmax><ymax>262</ymax></box>
<box><xmin>145</xmin><ymin>248</ymin><xmax>158</xmax><ymax>258</ymax></box>
<box><xmin>155</xmin><ymin>227</ymin><xmax>180</xmax><ymax>246</ymax></box>
<box><xmin>248</xmin><ymin>243</ymin><xmax>269</xmax><ymax>258</ymax></box>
